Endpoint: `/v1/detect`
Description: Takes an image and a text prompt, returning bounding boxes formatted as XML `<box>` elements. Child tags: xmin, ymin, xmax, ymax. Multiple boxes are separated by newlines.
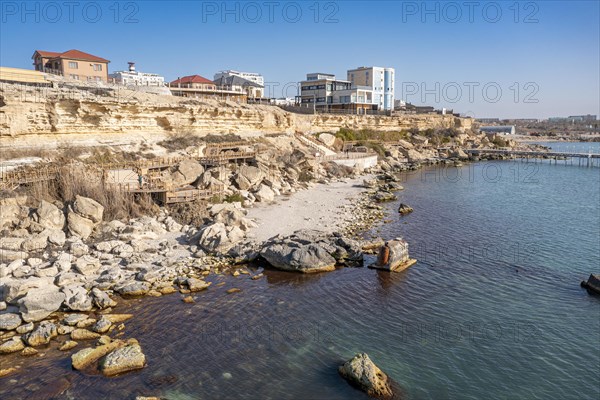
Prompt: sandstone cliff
<box><xmin>0</xmin><ymin>82</ymin><xmax>472</xmax><ymax>145</ymax></box>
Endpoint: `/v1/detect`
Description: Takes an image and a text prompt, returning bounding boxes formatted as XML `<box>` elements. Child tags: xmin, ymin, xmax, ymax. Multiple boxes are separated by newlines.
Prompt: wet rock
<box><xmin>261</xmin><ymin>241</ymin><xmax>336</xmax><ymax>273</ymax></box>
<box><xmin>73</xmin><ymin>196</ymin><xmax>104</xmax><ymax>223</ymax></box>
<box><xmin>398</xmin><ymin>203</ymin><xmax>413</xmax><ymax>215</ymax></box>
<box><xmin>103</xmin><ymin>314</ymin><xmax>133</xmax><ymax>324</ymax></box>
<box><xmin>182</xmin><ymin>296</ymin><xmax>194</xmax><ymax>303</ymax></box>
<box><xmin>71</xmin><ymin>329</ymin><xmax>101</xmax><ymax>340</ymax></box>
<box><xmin>21</xmin><ymin>346</ymin><xmax>38</xmax><ymax>356</ymax></box>
<box><xmin>59</xmin><ymin>340</ymin><xmax>78</xmax><ymax>351</ymax></box>
<box><xmin>71</xmin><ymin>339</ymin><xmax>125</xmax><ymax>370</ymax></box>
<box><xmin>92</xmin><ymin>317</ymin><xmax>112</xmax><ymax>334</ymax></box>
<box><xmin>25</xmin><ymin>321</ymin><xmax>58</xmax><ymax>346</ymax></box>
<box><xmin>186</xmin><ymin>278</ymin><xmax>210</xmax><ymax>292</ymax></box>
<box><xmin>0</xmin><ymin>367</ymin><xmax>17</xmax><ymax>377</ymax></box>
<box><xmin>339</xmin><ymin>353</ymin><xmax>393</xmax><ymax>400</ymax></box>
<box><xmin>100</xmin><ymin>342</ymin><xmax>146</xmax><ymax>376</ymax></box>
<box><xmin>226</xmin><ymin>288</ymin><xmax>241</xmax><ymax>294</ymax></box>
<box><xmin>0</xmin><ymin>336</ymin><xmax>25</xmax><ymax>354</ymax></box>
<box><xmin>0</xmin><ymin>313</ymin><xmax>22</xmax><ymax>330</ymax></box>
<box><xmin>581</xmin><ymin>274</ymin><xmax>600</xmax><ymax>294</ymax></box>
<box><xmin>18</xmin><ymin>286</ymin><xmax>65</xmax><ymax>322</ymax></box>
<box><xmin>373</xmin><ymin>191</ymin><xmax>397</xmax><ymax>203</ymax></box>
<box><xmin>369</xmin><ymin>238</ymin><xmax>416</xmax><ymax>273</ymax></box>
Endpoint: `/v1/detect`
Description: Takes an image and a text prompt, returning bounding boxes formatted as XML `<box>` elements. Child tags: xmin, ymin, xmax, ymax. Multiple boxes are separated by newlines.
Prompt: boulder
<box><xmin>91</xmin><ymin>288</ymin><xmax>117</xmax><ymax>309</ymax></box>
<box><xmin>172</xmin><ymin>159</ymin><xmax>204</xmax><ymax>186</ymax></box>
<box><xmin>67</xmin><ymin>208</ymin><xmax>95</xmax><ymax>239</ymax></box>
<box><xmin>48</xmin><ymin>229</ymin><xmax>67</xmax><ymax>246</ymax></box>
<box><xmin>71</xmin><ymin>340</ymin><xmax>125</xmax><ymax>370</ymax></box>
<box><xmin>62</xmin><ymin>285</ymin><xmax>93</xmax><ymax>311</ymax></box>
<box><xmin>0</xmin><ymin>313</ymin><xmax>22</xmax><ymax>330</ymax></box>
<box><xmin>63</xmin><ymin>313</ymin><xmax>90</xmax><ymax>326</ymax></box>
<box><xmin>100</xmin><ymin>342</ymin><xmax>146</xmax><ymax>376</ymax></box>
<box><xmin>261</xmin><ymin>243</ymin><xmax>336</xmax><ymax>273</ymax></box>
<box><xmin>71</xmin><ymin>329</ymin><xmax>101</xmax><ymax>340</ymax></box>
<box><xmin>369</xmin><ymin>238</ymin><xmax>416</xmax><ymax>273</ymax></box>
<box><xmin>185</xmin><ymin>278</ymin><xmax>210</xmax><ymax>292</ymax></box>
<box><xmin>254</xmin><ymin>184</ymin><xmax>275</xmax><ymax>203</ymax></box>
<box><xmin>373</xmin><ymin>191</ymin><xmax>397</xmax><ymax>203</ymax></box>
<box><xmin>18</xmin><ymin>286</ymin><xmax>65</xmax><ymax>322</ymax></box>
<box><xmin>235</xmin><ymin>165</ymin><xmax>264</xmax><ymax>190</ymax></box>
<box><xmin>339</xmin><ymin>353</ymin><xmax>393</xmax><ymax>400</ymax></box>
<box><xmin>73</xmin><ymin>195</ymin><xmax>104</xmax><ymax>223</ymax></box>
<box><xmin>36</xmin><ymin>200</ymin><xmax>65</xmax><ymax>230</ymax></box>
<box><xmin>0</xmin><ymin>196</ymin><xmax>27</xmax><ymax>228</ymax></box>
<box><xmin>581</xmin><ymin>274</ymin><xmax>600</xmax><ymax>294</ymax></box>
<box><xmin>0</xmin><ymin>249</ymin><xmax>28</xmax><ymax>263</ymax></box>
<box><xmin>92</xmin><ymin>316</ymin><xmax>112</xmax><ymax>334</ymax></box>
<box><xmin>116</xmin><ymin>282</ymin><xmax>149</xmax><ymax>297</ymax></box>
<box><xmin>318</xmin><ymin>133</ymin><xmax>336</xmax><ymax>147</ymax></box>
<box><xmin>3</xmin><ymin>276</ymin><xmax>54</xmax><ymax>303</ymax></box>
<box><xmin>0</xmin><ymin>337</ymin><xmax>25</xmax><ymax>354</ymax></box>
<box><xmin>21</xmin><ymin>231</ymin><xmax>50</xmax><ymax>252</ymax></box>
<box><xmin>398</xmin><ymin>204</ymin><xmax>414</xmax><ymax>215</ymax></box>
<box><xmin>197</xmin><ymin>222</ymin><xmax>243</xmax><ymax>254</ymax></box>
<box><xmin>24</xmin><ymin>321</ymin><xmax>58</xmax><ymax>346</ymax></box>
<box><xmin>0</xmin><ymin>237</ymin><xmax>25</xmax><ymax>251</ymax></box>
<box><xmin>74</xmin><ymin>255</ymin><xmax>101</xmax><ymax>276</ymax></box>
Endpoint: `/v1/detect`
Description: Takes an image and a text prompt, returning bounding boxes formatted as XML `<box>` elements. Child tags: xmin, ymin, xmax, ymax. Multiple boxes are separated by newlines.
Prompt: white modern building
<box><xmin>109</xmin><ymin>62</ymin><xmax>165</xmax><ymax>86</ymax></box>
<box><xmin>214</xmin><ymin>70</ymin><xmax>264</xmax><ymax>87</ymax></box>
<box><xmin>347</xmin><ymin>66</ymin><xmax>395</xmax><ymax>111</ymax></box>
<box><xmin>298</xmin><ymin>73</ymin><xmax>375</xmax><ymax>114</ymax></box>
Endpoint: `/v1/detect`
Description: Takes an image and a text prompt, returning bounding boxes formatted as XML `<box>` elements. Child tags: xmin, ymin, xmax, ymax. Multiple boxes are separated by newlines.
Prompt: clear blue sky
<box><xmin>1</xmin><ymin>0</ymin><xmax>598</xmax><ymax>119</ymax></box>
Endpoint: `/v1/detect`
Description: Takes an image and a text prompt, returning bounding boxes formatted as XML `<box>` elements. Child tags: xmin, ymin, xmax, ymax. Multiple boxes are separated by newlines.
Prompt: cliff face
<box><xmin>0</xmin><ymin>82</ymin><xmax>472</xmax><ymax>141</ymax></box>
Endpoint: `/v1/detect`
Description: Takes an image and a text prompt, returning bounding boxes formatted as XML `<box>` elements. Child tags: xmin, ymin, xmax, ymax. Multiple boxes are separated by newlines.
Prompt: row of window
<box><xmin>67</xmin><ymin>61</ymin><xmax>103</xmax><ymax>71</ymax></box>
<box><xmin>69</xmin><ymin>74</ymin><xmax>102</xmax><ymax>82</ymax></box>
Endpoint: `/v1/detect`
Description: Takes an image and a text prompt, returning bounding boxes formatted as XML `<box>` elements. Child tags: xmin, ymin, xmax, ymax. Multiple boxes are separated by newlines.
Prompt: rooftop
<box><xmin>32</xmin><ymin>49</ymin><xmax>110</xmax><ymax>63</ymax></box>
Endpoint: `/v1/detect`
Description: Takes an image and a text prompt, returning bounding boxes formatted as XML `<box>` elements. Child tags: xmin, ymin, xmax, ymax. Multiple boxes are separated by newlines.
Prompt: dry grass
<box><xmin>15</xmin><ymin>164</ymin><xmax>158</xmax><ymax>221</ymax></box>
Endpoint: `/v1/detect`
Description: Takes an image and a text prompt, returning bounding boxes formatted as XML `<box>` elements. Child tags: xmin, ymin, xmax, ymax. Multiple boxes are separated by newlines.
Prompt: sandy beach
<box><xmin>245</xmin><ymin>176</ymin><xmax>369</xmax><ymax>243</ymax></box>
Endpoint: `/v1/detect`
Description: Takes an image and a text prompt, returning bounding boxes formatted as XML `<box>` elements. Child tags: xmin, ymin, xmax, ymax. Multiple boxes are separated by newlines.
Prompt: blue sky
<box><xmin>1</xmin><ymin>0</ymin><xmax>598</xmax><ymax>119</ymax></box>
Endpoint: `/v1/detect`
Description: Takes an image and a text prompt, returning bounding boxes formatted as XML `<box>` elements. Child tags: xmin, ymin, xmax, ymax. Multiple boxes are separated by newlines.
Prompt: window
<box><xmin>69</xmin><ymin>74</ymin><xmax>79</xmax><ymax>80</ymax></box>
<box><xmin>69</xmin><ymin>61</ymin><xmax>78</xmax><ymax>69</ymax></box>
<box><xmin>93</xmin><ymin>64</ymin><xmax>102</xmax><ymax>71</ymax></box>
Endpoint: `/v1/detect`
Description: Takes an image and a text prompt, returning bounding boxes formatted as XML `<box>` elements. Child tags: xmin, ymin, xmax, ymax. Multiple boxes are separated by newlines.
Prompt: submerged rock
<box><xmin>100</xmin><ymin>342</ymin><xmax>146</xmax><ymax>376</ymax></box>
<box><xmin>339</xmin><ymin>353</ymin><xmax>393</xmax><ymax>400</ymax></box>
<box><xmin>71</xmin><ymin>340</ymin><xmax>125</xmax><ymax>370</ymax></box>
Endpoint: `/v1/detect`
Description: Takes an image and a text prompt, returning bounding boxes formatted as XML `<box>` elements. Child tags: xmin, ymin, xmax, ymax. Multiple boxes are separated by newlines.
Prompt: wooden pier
<box><xmin>465</xmin><ymin>148</ymin><xmax>600</xmax><ymax>167</ymax></box>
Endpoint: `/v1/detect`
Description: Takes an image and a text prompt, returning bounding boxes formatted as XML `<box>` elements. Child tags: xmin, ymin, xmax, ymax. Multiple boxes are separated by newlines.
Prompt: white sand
<box><xmin>245</xmin><ymin>176</ymin><xmax>369</xmax><ymax>243</ymax></box>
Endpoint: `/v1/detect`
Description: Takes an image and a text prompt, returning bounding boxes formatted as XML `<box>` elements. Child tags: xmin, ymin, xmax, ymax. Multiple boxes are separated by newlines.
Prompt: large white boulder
<box><xmin>35</xmin><ymin>200</ymin><xmax>65</xmax><ymax>230</ymax></box>
<box><xmin>73</xmin><ymin>195</ymin><xmax>104</xmax><ymax>223</ymax></box>
<box><xmin>18</xmin><ymin>286</ymin><xmax>65</xmax><ymax>322</ymax></box>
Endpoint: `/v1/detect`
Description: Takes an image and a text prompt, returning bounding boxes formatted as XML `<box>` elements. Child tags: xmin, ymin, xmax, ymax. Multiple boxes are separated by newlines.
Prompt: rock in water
<box><xmin>100</xmin><ymin>343</ymin><xmax>146</xmax><ymax>376</ymax></box>
<box><xmin>18</xmin><ymin>286</ymin><xmax>65</xmax><ymax>322</ymax></box>
<box><xmin>369</xmin><ymin>238</ymin><xmax>417</xmax><ymax>273</ymax></box>
<box><xmin>339</xmin><ymin>353</ymin><xmax>393</xmax><ymax>399</ymax></box>
<box><xmin>581</xmin><ymin>274</ymin><xmax>600</xmax><ymax>294</ymax></box>
<box><xmin>25</xmin><ymin>321</ymin><xmax>58</xmax><ymax>346</ymax></box>
<box><xmin>398</xmin><ymin>203</ymin><xmax>413</xmax><ymax>215</ymax></box>
<box><xmin>71</xmin><ymin>340</ymin><xmax>125</xmax><ymax>370</ymax></box>
<box><xmin>261</xmin><ymin>242</ymin><xmax>336</xmax><ymax>273</ymax></box>
<box><xmin>0</xmin><ymin>337</ymin><xmax>25</xmax><ymax>354</ymax></box>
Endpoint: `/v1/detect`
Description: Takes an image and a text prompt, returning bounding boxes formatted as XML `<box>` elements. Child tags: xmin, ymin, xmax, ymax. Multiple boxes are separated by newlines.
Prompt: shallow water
<box><xmin>1</xmin><ymin>144</ymin><xmax>599</xmax><ymax>400</ymax></box>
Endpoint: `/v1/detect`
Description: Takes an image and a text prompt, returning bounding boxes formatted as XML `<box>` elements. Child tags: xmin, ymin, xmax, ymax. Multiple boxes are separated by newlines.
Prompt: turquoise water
<box><xmin>1</xmin><ymin>144</ymin><xmax>599</xmax><ymax>399</ymax></box>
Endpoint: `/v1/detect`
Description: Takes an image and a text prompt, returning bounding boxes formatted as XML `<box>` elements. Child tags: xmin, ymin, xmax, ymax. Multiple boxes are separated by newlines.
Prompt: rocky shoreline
<box><xmin>0</xmin><ymin>131</ymin><xmax>534</xmax><ymax>396</ymax></box>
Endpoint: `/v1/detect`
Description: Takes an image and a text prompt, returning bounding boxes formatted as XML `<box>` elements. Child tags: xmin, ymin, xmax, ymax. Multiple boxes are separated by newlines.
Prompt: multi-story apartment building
<box><xmin>169</xmin><ymin>74</ymin><xmax>246</xmax><ymax>102</ymax></box>
<box><xmin>298</xmin><ymin>73</ymin><xmax>375</xmax><ymax>114</ymax></box>
<box><xmin>32</xmin><ymin>49</ymin><xmax>109</xmax><ymax>82</ymax></box>
<box><xmin>347</xmin><ymin>66</ymin><xmax>395</xmax><ymax>111</ymax></box>
<box><xmin>109</xmin><ymin>62</ymin><xmax>165</xmax><ymax>86</ymax></box>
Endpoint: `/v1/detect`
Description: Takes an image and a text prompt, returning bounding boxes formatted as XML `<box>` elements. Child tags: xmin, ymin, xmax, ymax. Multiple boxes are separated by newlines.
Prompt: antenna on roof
<box><xmin>128</xmin><ymin>62</ymin><xmax>135</xmax><ymax>72</ymax></box>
